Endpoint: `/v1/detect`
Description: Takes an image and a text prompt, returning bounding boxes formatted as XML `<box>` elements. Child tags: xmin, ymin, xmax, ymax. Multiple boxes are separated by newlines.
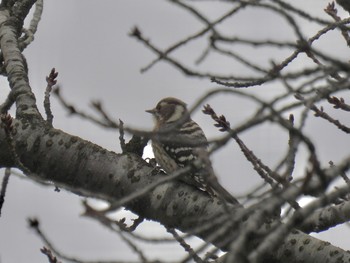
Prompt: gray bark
<box><xmin>0</xmin><ymin>118</ymin><xmax>348</xmax><ymax>263</ymax></box>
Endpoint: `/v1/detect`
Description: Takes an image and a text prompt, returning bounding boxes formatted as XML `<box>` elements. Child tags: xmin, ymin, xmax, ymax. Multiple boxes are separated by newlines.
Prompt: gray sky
<box><xmin>1</xmin><ymin>1</ymin><xmax>350</xmax><ymax>262</ymax></box>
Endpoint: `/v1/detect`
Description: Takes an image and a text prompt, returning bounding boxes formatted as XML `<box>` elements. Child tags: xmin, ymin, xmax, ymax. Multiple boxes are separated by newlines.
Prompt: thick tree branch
<box><xmin>0</xmin><ymin>5</ymin><xmax>41</xmax><ymax>118</ymax></box>
<box><xmin>0</xmin><ymin>117</ymin><xmax>348</xmax><ymax>262</ymax></box>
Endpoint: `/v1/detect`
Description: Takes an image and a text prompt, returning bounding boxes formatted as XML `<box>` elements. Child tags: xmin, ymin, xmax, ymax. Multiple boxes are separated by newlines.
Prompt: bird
<box><xmin>146</xmin><ymin>97</ymin><xmax>239</xmax><ymax>205</ymax></box>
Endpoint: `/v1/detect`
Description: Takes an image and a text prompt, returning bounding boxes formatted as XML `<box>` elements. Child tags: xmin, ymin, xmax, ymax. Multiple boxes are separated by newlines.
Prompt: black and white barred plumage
<box><xmin>146</xmin><ymin>97</ymin><xmax>238</xmax><ymax>205</ymax></box>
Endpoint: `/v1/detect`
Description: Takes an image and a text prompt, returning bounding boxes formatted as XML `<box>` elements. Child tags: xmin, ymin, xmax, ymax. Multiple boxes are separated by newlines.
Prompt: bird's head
<box><xmin>146</xmin><ymin>97</ymin><xmax>189</xmax><ymax>125</ymax></box>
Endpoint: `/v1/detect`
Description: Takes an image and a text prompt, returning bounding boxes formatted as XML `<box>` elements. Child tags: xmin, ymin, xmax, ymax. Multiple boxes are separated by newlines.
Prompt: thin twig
<box><xmin>295</xmin><ymin>93</ymin><xmax>350</xmax><ymax>133</ymax></box>
<box><xmin>324</xmin><ymin>2</ymin><xmax>350</xmax><ymax>46</ymax></box>
<box><xmin>19</xmin><ymin>0</ymin><xmax>44</xmax><ymax>50</ymax></box>
<box><xmin>53</xmin><ymin>86</ymin><xmax>118</xmax><ymax>128</ymax></box>
<box><xmin>119</xmin><ymin>119</ymin><xmax>126</xmax><ymax>152</ymax></box>
<box><xmin>167</xmin><ymin>227</ymin><xmax>204</xmax><ymax>263</ymax></box>
<box><xmin>29</xmin><ymin>218</ymin><xmax>130</xmax><ymax>263</ymax></box>
<box><xmin>203</xmin><ymin>104</ymin><xmax>287</xmax><ymax>187</ymax></box>
<box><xmin>327</xmin><ymin>95</ymin><xmax>350</xmax><ymax>111</ymax></box>
<box><xmin>44</xmin><ymin>68</ymin><xmax>58</xmax><ymax>126</ymax></box>
<box><xmin>0</xmin><ymin>168</ymin><xmax>11</xmax><ymax>217</ymax></box>
<box><xmin>40</xmin><ymin>247</ymin><xmax>62</xmax><ymax>263</ymax></box>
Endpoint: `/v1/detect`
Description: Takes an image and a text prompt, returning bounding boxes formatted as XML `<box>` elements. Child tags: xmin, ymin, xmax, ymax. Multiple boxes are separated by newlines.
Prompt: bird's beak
<box><xmin>145</xmin><ymin>108</ymin><xmax>156</xmax><ymax>115</ymax></box>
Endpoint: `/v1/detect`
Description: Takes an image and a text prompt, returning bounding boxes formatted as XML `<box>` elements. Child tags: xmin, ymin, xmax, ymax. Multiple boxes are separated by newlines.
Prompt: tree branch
<box><xmin>0</xmin><ymin>116</ymin><xmax>349</xmax><ymax>262</ymax></box>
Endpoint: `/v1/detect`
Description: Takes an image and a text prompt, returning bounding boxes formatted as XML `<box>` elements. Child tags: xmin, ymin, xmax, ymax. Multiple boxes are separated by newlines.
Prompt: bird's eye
<box><xmin>156</xmin><ymin>104</ymin><xmax>161</xmax><ymax>111</ymax></box>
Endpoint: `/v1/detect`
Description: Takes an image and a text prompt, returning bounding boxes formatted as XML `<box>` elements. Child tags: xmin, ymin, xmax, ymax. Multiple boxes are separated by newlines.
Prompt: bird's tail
<box><xmin>208</xmin><ymin>180</ymin><xmax>239</xmax><ymax>205</ymax></box>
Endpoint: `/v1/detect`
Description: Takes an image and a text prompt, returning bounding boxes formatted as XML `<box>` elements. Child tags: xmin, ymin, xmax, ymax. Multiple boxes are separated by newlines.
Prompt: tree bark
<box><xmin>0</xmin><ymin>118</ymin><xmax>348</xmax><ymax>263</ymax></box>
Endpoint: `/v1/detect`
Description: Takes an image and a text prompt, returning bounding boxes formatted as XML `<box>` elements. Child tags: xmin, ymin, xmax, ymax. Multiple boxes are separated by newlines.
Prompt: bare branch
<box><xmin>166</xmin><ymin>227</ymin><xmax>204</xmax><ymax>263</ymax></box>
<box><xmin>0</xmin><ymin>167</ymin><xmax>10</xmax><ymax>217</ymax></box>
<box><xmin>40</xmin><ymin>247</ymin><xmax>62</xmax><ymax>263</ymax></box>
<box><xmin>44</xmin><ymin>68</ymin><xmax>58</xmax><ymax>126</ymax></box>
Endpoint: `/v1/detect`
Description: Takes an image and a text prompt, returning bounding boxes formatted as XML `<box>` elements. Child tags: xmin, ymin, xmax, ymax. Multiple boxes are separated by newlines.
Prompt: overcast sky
<box><xmin>1</xmin><ymin>1</ymin><xmax>350</xmax><ymax>262</ymax></box>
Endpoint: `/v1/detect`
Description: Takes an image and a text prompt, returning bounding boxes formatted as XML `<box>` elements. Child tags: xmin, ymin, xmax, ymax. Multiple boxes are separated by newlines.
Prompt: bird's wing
<box><xmin>157</xmin><ymin>120</ymin><xmax>208</xmax><ymax>167</ymax></box>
